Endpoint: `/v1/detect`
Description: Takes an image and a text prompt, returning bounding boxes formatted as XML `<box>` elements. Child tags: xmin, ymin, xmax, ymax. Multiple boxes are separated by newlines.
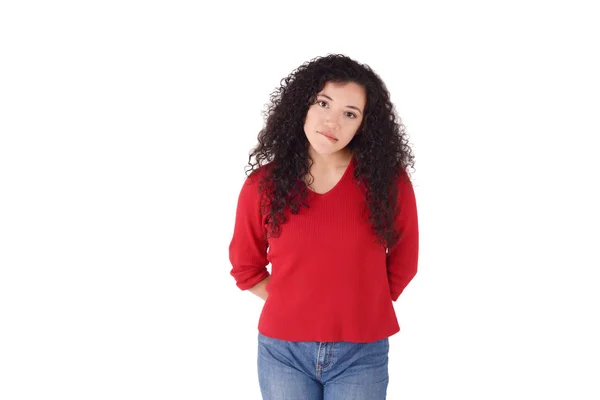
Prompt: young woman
<box><xmin>229</xmin><ymin>53</ymin><xmax>419</xmax><ymax>399</ymax></box>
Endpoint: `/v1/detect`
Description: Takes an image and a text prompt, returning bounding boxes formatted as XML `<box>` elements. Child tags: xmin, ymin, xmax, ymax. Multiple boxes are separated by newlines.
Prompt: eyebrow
<box><xmin>317</xmin><ymin>94</ymin><xmax>363</xmax><ymax>115</ymax></box>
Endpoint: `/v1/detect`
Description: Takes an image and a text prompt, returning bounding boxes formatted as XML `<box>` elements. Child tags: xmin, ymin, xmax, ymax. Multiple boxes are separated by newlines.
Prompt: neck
<box><xmin>307</xmin><ymin>148</ymin><xmax>353</xmax><ymax>172</ymax></box>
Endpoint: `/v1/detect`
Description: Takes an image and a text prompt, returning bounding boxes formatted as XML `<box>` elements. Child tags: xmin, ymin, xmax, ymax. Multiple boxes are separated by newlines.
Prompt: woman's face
<box><xmin>303</xmin><ymin>81</ymin><xmax>366</xmax><ymax>156</ymax></box>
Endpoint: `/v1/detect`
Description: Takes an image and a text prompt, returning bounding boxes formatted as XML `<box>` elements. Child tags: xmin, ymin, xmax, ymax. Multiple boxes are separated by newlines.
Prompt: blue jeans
<box><xmin>257</xmin><ymin>332</ymin><xmax>389</xmax><ymax>399</ymax></box>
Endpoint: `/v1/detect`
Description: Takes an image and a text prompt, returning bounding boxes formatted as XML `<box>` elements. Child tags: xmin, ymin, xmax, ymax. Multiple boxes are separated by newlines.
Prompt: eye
<box><xmin>345</xmin><ymin>112</ymin><xmax>357</xmax><ymax>119</ymax></box>
<box><xmin>317</xmin><ymin>100</ymin><xmax>328</xmax><ymax>107</ymax></box>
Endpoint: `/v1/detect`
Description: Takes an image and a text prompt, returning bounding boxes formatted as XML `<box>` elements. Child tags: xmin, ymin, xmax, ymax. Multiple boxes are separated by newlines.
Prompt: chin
<box><xmin>307</xmin><ymin>141</ymin><xmax>337</xmax><ymax>154</ymax></box>
<box><xmin>310</xmin><ymin>146</ymin><xmax>343</xmax><ymax>156</ymax></box>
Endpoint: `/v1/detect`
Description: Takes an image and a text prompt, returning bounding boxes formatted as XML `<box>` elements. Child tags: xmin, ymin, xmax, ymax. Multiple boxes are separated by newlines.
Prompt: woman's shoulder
<box><xmin>238</xmin><ymin>163</ymin><xmax>274</xmax><ymax>201</ymax></box>
<box><xmin>245</xmin><ymin>162</ymin><xmax>272</xmax><ymax>184</ymax></box>
<box><xmin>395</xmin><ymin>167</ymin><xmax>413</xmax><ymax>185</ymax></box>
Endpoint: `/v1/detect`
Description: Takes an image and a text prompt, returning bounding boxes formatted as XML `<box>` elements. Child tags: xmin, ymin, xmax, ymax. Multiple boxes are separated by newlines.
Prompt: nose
<box><xmin>324</xmin><ymin>115</ymin><xmax>340</xmax><ymax>130</ymax></box>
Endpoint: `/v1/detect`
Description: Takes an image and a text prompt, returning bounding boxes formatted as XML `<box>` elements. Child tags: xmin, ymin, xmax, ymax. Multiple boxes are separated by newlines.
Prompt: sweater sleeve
<box><xmin>228</xmin><ymin>171</ymin><xmax>270</xmax><ymax>290</ymax></box>
<box><xmin>387</xmin><ymin>172</ymin><xmax>419</xmax><ymax>302</ymax></box>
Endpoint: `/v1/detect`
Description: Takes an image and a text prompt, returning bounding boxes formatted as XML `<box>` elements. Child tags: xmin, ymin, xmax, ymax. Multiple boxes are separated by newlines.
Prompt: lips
<box><xmin>318</xmin><ymin>131</ymin><xmax>338</xmax><ymax>141</ymax></box>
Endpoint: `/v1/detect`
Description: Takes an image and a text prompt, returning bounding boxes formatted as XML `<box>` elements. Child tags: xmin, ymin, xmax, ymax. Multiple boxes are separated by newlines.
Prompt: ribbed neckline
<box><xmin>306</xmin><ymin>155</ymin><xmax>355</xmax><ymax>198</ymax></box>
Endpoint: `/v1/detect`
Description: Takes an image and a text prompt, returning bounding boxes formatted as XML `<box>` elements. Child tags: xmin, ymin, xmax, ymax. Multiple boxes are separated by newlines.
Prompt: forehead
<box><xmin>318</xmin><ymin>81</ymin><xmax>366</xmax><ymax>107</ymax></box>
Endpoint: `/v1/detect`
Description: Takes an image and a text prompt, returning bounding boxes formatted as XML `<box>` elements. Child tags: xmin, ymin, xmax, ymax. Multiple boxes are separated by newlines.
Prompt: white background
<box><xmin>1</xmin><ymin>1</ymin><xmax>599</xmax><ymax>399</ymax></box>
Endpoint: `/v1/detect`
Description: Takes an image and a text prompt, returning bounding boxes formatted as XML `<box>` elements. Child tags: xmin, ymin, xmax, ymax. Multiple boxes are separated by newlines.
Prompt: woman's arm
<box><xmin>248</xmin><ymin>275</ymin><xmax>270</xmax><ymax>301</ymax></box>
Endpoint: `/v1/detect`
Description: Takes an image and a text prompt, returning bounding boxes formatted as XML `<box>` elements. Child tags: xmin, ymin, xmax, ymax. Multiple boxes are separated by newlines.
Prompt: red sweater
<box><xmin>228</xmin><ymin>158</ymin><xmax>419</xmax><ymax>343</ymax></box>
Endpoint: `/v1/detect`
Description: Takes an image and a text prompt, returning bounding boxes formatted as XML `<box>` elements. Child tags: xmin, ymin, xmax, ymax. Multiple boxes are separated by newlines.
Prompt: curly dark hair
<box><xmin>245</xmin><ymin>53</ymin><xmax>415</xmax><ymax>249</ymax></box>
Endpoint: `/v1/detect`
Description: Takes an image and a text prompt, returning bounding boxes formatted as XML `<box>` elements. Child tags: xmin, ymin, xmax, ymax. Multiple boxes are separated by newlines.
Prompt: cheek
<box><xmin>304</xmin><ymin>109</ymin><xmax>318</xmax><ymax>128</ymax></box>
<box><xmin>343</xmin><ymin>121</ymin><xmax>361</xmax><ymax>135</ymax></box>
